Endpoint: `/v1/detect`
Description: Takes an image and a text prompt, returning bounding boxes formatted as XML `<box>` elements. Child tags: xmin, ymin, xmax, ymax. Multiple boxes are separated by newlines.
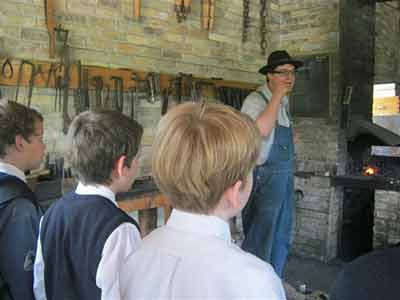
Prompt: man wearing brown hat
<box><xmin>240</xmin><ymin>50</ymin><xmax>303</xmax><ymax>277</ymax></box>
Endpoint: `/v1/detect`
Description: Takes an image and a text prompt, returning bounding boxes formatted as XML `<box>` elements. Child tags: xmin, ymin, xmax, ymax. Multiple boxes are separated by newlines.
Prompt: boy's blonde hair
<box><xmin>152</xmin><ymin>102</ymin><xmax>261</xmax><ymax>214</ymax></box>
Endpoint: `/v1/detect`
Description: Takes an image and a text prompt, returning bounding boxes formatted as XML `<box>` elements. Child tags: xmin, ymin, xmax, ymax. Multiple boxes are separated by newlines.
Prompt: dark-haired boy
<box><xmin>34</xmin><ymin>110</ymin><xmax>143</xmax><ymax>300</ymax></box>
<box><xmin>0</xmin><ymin>99</ymin><xmax>46</xmax><ymax>300</ymax></box>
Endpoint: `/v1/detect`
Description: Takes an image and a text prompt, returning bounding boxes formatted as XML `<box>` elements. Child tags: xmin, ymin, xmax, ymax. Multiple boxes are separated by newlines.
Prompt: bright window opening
<box><xmin>372</xmin><ymin>83</ymin><xmax>400</xmax><ymax>157</ymax></box>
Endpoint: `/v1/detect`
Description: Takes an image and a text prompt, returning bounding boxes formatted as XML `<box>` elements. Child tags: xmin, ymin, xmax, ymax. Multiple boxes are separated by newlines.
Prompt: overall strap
<box><xmin>257</xmin><ymin>91</ymin><xmax>269</xmax><ymax>103</ymax></box>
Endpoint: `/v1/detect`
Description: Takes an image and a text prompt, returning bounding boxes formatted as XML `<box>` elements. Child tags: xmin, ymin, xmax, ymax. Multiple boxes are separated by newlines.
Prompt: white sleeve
<box><xmin>96</xmin><ymin>222</ymin><xmax>141</xmax><ymax>300</ymax></box>
<box><xmin>241</xmin><ymin>92</ymin><xmax>267</xmax><ymax>121</ymax></box>
<box><xmin>33</xmin><ymin>218</ymin><xmax>46</xmax><ymax>300</ymax></box>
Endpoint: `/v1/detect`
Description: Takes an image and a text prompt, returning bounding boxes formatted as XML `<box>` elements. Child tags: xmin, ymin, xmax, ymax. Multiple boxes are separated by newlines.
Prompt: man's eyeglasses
<box><xmin>270</xmin><ymin>70</ymin><xmax>297</xmax><ymax>77</ymax></box>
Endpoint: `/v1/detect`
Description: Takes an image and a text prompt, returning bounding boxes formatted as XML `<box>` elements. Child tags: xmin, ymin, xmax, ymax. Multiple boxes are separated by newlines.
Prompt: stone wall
<box><xmin>292</xmin><ymin>118</ymin><xmax>342</xmax><ymax>261</ymax></box>
<box><xmin>0</xmin><ymin>0</ymin><xmax>280</xmax><ymax>83</ymax></box>
<box><xmin>278</xmin><ymin>0</ymin><xmax>343</xmax><ymax>261</ymax></box>
<box><xmin>373</xmin><ymin>2</ymin><xmax>400</xmax><ymax>252</ymax></box>
<box><xmin>375</xmin><ymin>2</ymin><xmax>400</xmax><ymax>83</ymax></box>
<box><xmin>374</xmin><ymin>189</ymin><xmax>400</xmax><ymax>248</ymax></box>
<box><xmin>0</xmin><ymin>0</ymin><xmax>282</xmax><ymax>177</ymax></box>
<box><xmin>4</xmin><ymin>0</ymin><xmax>396</xmax><ymax>262</ymax></box>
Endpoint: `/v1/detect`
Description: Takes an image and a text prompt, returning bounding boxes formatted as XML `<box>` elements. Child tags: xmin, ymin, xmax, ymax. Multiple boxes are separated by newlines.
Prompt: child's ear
<box><xmin>114</xmin><ymin>155</ymin><xmax>127</xmax><ymax>178</ymax></box>
<box><xmin>224</xmin><ymin>180</ymin><xmax>243</xmax><ymax>209</ymax></box>
<box><xmin>14</xmin><ymin>134</ymin><xmax>25</xmax><ymax>152</ymax></box>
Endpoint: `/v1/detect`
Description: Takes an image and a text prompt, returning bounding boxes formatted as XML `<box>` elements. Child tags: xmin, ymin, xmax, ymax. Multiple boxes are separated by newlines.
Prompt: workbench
<box><xmin>31</xmin><ymin>176</ymin><xmax>172</xmax><ymax>237</ymax></box>
<box><xmin>117</xmin><ymin>191</ymin><xmax>172</xmax><ymax>237</ymax></box>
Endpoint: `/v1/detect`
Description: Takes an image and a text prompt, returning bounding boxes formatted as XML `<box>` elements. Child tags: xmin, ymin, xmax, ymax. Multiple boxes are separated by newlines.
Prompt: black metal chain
<box><xmin>259</xmin><ymin>0</ymin><xmax>268</xmax><ymax>55</ymax></box>
<box><xmin>242</xmin><ymin>0</ymin><xmax>251</xmax><ymax>43</ymax></box>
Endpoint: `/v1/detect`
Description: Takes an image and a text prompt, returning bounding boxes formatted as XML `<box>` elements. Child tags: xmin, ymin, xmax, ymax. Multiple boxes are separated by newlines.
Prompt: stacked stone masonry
<box><xmin>2</xmin><ymin>0</ymin><xmax>400</xmax><ymax>262</ymax></box>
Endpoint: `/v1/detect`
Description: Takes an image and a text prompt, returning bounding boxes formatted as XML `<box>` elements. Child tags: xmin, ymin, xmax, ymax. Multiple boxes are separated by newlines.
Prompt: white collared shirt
<box><xmin>241</xmin><ymin>84</ymin><xmax>291</xmax><ymax>165</ymax></box>
<box><xmin>0</xmin><ymin>161</ymin><xmax>26</xmax><ymax>182</ymax></box>
<box><xmin>120</xmin><ymin>209</ymin><xmax>286</xmax><ymax>300</ymax></box>
<box><xmin>33</xmin><ymin>182</ymin><xmax>141</xmax><ymax>300</ymax></box>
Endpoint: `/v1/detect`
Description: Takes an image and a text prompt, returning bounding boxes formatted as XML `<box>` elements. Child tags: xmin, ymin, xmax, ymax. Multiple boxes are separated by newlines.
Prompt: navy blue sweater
<box><xmin>0</xmin><ymin>172</ymin><xmax>42</xmax><ymax>300</ymax></box>
<box><xmin>331</xmin><ymin>245</ymin><xmax>400</xmax><ymax>300</ymax></box>
<box><xmin>40</xmin><ymin>192</ymin><xmax>139</xmax><ymax>300</ymax></box>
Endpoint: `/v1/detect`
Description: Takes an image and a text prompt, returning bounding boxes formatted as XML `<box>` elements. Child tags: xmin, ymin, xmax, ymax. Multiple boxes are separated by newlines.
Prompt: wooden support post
<box><xmin>134</xmin><ymin>0</ymin><xmax>141</xmax><ymax>19</ymax></box>
<box><xmin>44</xmin><ymin>0</ymin><xmax>56</xmax><ymax>58</ymax></box>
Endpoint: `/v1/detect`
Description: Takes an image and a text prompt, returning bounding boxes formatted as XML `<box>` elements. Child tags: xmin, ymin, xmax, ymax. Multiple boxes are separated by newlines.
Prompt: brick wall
<box><xmin>374</xmin><ymin>190</ymin><xmax>400</xmax><ymax>248</ymax></box>
<box><xmin>1</xmin><ymin>0</ymin><xmax>281</xmax><ymax>177</ymax></box>
<box><xmin>1</xmin><ymin>0</ymin><xmax>280</xmax><ymax>83</ymax></box>
<box><xmin>372</xmin><ymin>3</ymin><xmax>400</xmax><ymax>253</ymax></box>
<box><xmin>375</xmin><ymin>2</ymin><xmax>400</xmax><ymax>83</ymax></box>
<box><xmin>1</xmin><ymin>0</ymin><xmax>345</xmax><ymax>261</ymax></box>
<box><xmin>3</xmin><ymin>0</ymin><xmax>398</xmax><ymax>261</ymax></box>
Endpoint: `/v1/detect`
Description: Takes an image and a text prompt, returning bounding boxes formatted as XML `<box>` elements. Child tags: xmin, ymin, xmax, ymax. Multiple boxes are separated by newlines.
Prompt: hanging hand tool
<box><xmin>134</xmin><ymin>0</ymin><xmax>141</xmax><ymax>19</ymax></box>
<box><xmin>209</xmin><ymin>0</ymin><xmax>215</xmax><ymax>30</ymax></box>
<box><xmin>183</xmin><ymin>0</ymin><xmax>192</xmax><ymax>15</ymax></box>
<box><xmin>15</xmin><ymin>60</ymin><xmax>34</xmax><ymax>103</ymax></box>
<box><xmin>73</xmin><ymin>60</ymin><xmax>83</xmax><ymax>114</ymax></box>
<box><xmin>103</xmin><ymin>84</ymin><xmax>111</xmax><ymax>109</ymax></box>
<box><xmin>61</xmin><ymin>62</ymin><xmax>71</xmax><ymax>134</ymax></box>
<box><xmin>1</xmin><ymin>58</ymin><xmax>13</xmax><ymax>79</ymax></box>
<box><xmin>46</xmin><ymin>63</ymin><xmax>61</xmax><ymax>88</ymax></box>
<box><xmin>161</xmin><ymin>88</ymin><xmax>169</xmax><ymax>116</ymax></box>
<box><xmin>175</xmin><ymin>0</ymin><xmax>184</xmax><ymax>22</ymax></box>
<box><xmin>174</xmin><ymin>75</ymin><xmax>182</xmax><ymax>104</ymax></box>
<box><xmin>175</xmin><ymin>0</ymin><xmax>192</xmax><ymax>22</ymax></box>
<box><xmin>128</xmin><ymin>87</ymin><xmax>136</xmax><ymax>119</ymax></box>
<box><xmin>201</xmin><ymin>0</ymin><xmax>209</xmax><ymax>29</ymax></box>
<box><xmin>44</xmin><ymin>0</ymin><xmax>56</xmax><ymax>58</ymax></box>
<box><xmin>55</xmin><ymin>25</ymin><xmax>69</xmax><ymax>62</ymax></box>
<box><xmin>26</xmin><ymin>63</ymin><xmax>37</xmax><ymax>107</ymax></box>
<box><xmin>129</xmin><ymin>73</ymin><xmax>139</xmax><ymax>119</ymax></box>
<box><xmin>111</xmin><ymin>76</ymin><xmax>124</xmax><ymax>112</ymax></box>
<box><xmin>259</xmin><ymin>0</ymin><xmax>268</xmax><ymax>55</ymax></box>
<box><xmin>92</xmin><ymin>76</ymin><xmax>104</xmax><ymax>108</ymax></box>
<box><xmin>54</xmin><ymin>75</ymin><xmax>62</xmax><ymax>111</ymax></box>
<box><xmin>60</xmin><ymin>44</ymin><xmax>71</xmax><ymax>134</ymax></box>
<box><xmin>81</xmin><ymin>68</ymin><xmax>90</xmax><ymax>112</ymax></box>
<box><xmin>242</xmin><ymin>0</ymin><xmax>251</xmax><ymax>43</ymax></box>
<box><xmin>146</xmin><ymin>72</ymin><xmax>160</xmax><ymax>104</ymax></box>
<box><xmin>201</xmin><ymin>0</ymin><xmax>215</xmax><ymax>30</ymax></box>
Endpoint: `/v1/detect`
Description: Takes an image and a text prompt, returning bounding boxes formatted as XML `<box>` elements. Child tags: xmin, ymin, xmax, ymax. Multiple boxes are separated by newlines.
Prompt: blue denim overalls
<box><xmin>241</xmin><ymin>93</ymin><xmax>295</xmax><ymax>277</ymax></box>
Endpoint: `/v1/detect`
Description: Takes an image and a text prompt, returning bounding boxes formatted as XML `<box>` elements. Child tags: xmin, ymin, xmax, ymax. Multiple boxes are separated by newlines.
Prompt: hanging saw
<box><xmin>44</xmin><ymin>0</ymin><xmax>56</xmax><ymax>58</ymax></box>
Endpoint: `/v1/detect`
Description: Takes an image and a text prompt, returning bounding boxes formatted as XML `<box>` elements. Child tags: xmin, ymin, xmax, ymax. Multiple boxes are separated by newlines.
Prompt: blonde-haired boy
<box><xmin>120</xmin><ymin>103</ymin><xmax>285</xmax><ymax>300</ymax></box>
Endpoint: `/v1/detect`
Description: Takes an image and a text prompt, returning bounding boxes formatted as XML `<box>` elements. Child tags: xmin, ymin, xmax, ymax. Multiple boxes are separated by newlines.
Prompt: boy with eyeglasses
<box><xmin>240</xmin><ymin>50</ymin><xmax>303</xmax><ymax>277</ymax></box>
<box><xmin>0</xmin><ymin>99</ymin><xmax>46</xmax><ymax>300</ymax></box>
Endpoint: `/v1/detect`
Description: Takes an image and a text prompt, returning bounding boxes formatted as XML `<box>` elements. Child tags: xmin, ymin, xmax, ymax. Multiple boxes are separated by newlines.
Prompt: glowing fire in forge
<box><xmin>363</xmin><ymin>166</ymin><xmax>379</xmax><ymax>176</ymax></box>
